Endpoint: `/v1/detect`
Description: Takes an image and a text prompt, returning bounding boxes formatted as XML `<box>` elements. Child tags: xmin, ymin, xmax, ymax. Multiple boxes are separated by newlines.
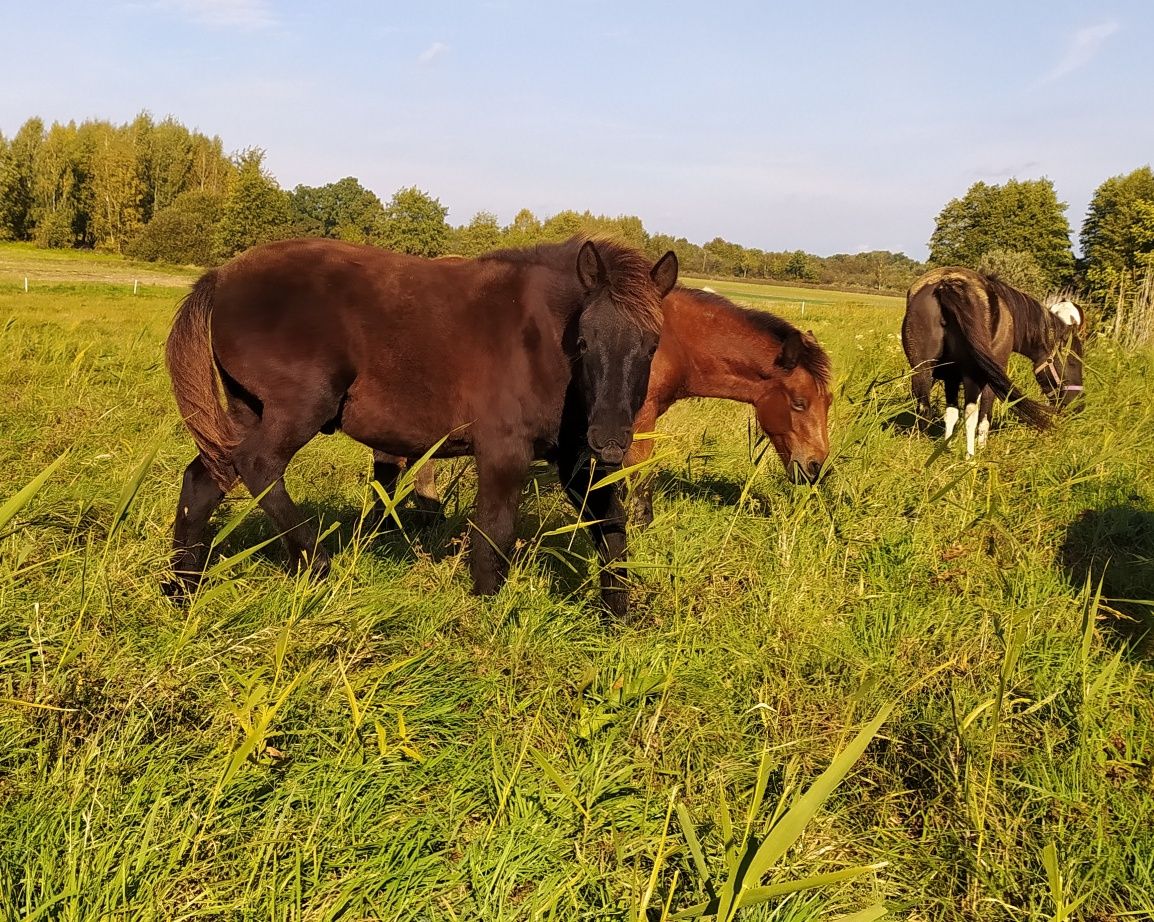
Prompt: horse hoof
<box><xmin>601</xmin><ymin>590</ymin><xmax>631</xmax><ymax>623</ymax></box>
<box><xmin>160</xmin><ymin>577</ymin><xmax>194</xmax><ymax>606</ymax></box>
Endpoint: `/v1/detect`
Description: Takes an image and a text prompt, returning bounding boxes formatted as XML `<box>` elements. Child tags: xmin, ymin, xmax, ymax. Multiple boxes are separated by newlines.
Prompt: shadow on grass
<box><xmin>1060</xmin><ymin>505</ymin><xmax>1154</xmax><ymax>656</ymax></box>
<box><xmin>646</xmin><ymin>469</ymin><xmax>774</xmax><ymax>511</ymax></box>
<box><xmin>204</xmin><ymin>463</ymin><xmax>604</xmax><ymax>602</ymax></box>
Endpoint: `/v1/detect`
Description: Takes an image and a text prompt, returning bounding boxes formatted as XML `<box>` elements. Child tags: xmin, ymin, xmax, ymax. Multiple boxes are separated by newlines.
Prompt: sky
<box><xmin>2</xmin><ymin>1</ymin><xmax>1151</xmax><ymax>259</ymax></box>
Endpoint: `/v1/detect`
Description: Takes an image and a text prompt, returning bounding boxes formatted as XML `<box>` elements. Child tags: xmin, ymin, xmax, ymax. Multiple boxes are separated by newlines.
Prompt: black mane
<box><xmin>981</xmin><ymin>274</ymin><xmax>1068</xmax><ymax>354</ymax></box>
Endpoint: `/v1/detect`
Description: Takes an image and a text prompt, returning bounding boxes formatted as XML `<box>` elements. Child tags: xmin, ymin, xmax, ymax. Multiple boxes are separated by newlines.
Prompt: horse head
<box><xmin>754</xmin><ymin>329</ymin><xmax>832</xmax><ymax>484</ymax></box>
<box><xmin>1037</xmin><ymin>298</ymin><xmax>1086</xmax><ymax>410</ymax></box>
<box><xmin>573</xmin><ymin>240</ymin><xmax>678</xmax><ymax>467</ymax></box>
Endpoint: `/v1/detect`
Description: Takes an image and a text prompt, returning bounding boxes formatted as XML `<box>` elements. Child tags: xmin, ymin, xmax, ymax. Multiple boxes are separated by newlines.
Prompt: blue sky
<box><xmin>2</xmin><ymin>1</ymin><xmax>1151</xmax><ymax>258</ymax></box>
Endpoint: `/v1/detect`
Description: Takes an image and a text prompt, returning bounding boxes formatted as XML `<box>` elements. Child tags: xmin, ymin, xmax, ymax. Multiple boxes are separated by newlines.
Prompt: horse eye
<box><xmin>791</xmin><ymin>399</ymin><xmax>808</xmax><ymax>412</ymax></box>
<box><xmin>576</xmin><ymin>336</ymin><xmax>588</xmax><ymax>355</ymax></box>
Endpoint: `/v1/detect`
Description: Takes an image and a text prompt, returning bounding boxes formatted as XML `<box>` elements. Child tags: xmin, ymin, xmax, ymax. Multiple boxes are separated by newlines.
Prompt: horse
<box><xmin>902</xmin><ymin>267</ymin><xmax>1084</xmax><ymax>457</ymax></box>
<box><xmin>372</xmin><ymin>284</ymin><xmax>833</xmax><ymax>527</ymax></box>
<box><xmin>164</xmin><ymin>235</ymin><xmax>679</xmax><ymax>618</ymax></box>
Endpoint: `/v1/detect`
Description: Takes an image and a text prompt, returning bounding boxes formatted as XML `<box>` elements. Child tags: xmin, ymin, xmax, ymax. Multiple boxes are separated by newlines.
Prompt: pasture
<box><xmin>1</xmin><ymin>246</ymin><xmax>1152</xmax><ymax>920</ymax></box>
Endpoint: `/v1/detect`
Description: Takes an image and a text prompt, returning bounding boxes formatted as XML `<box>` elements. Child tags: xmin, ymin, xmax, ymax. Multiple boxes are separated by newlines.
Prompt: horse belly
<box><xmin>338</xmin><ymin>379</ymin><xmax>474</xmax><ymax>458</ymax></box>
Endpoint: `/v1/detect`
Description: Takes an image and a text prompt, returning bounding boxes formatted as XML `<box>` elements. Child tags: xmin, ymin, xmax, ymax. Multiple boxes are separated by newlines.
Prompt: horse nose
<box><xmin>789</xmin><ymin>459</ymin><xmax>823</xmax><ymax>485</ymax></box>
<box><xmin>589</xmin><ymin>426</ymin><xmax>630</xmax><ymax>465</ymax></box>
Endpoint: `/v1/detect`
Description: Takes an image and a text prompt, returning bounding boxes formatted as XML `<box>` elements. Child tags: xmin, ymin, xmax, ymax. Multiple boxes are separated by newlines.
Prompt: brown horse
<box><xmin>164</xmin><ymin>236</ymin><xmax>678</xmax><ymax>617</ymax></box>
<box><xmin>373</xmin><ymin>285</ymin><xmax>833</xmax><ymax>527</ymax></box>
<box><xmin>903</xmin><ymin>267</ymin><xmax>1084</xmax><ymax>456</ymax></box>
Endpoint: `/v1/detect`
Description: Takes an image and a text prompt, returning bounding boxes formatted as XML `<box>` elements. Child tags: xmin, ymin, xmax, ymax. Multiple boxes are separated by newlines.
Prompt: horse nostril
<box><xmin>807</xmin><ymin>460</ymin><xmax>822</xmax><ymax>481</ymax></box>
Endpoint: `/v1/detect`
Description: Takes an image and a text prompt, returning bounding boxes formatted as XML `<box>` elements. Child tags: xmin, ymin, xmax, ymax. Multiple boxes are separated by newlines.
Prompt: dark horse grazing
<box><xmin>164</xmin><ymin>236</ymin><xmax>678</xmax><ymax>617</ymax></box>
<box><xmin>902</xmin><ymin>267</ymin><xmax>1084</xmax><ymax>457</ymax></box>
<box><xmin>374</xmin><ymin>285</ymin><xmax>833</xmax><ymax>527</ymax></box>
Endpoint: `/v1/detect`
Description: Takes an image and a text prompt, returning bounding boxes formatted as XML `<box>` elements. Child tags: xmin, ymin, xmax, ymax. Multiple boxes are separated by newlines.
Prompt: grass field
<box><xmin>2</xmin><ymin>245</ymin><xmax>1153</xmax><ymax>921</ymax></box>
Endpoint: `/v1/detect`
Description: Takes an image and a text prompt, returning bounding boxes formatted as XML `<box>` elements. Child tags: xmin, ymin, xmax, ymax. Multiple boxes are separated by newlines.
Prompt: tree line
<box><xmin>1</xmin><ymin>113</ymin><xmax>1151</xmax><ymax>309</ymax></box>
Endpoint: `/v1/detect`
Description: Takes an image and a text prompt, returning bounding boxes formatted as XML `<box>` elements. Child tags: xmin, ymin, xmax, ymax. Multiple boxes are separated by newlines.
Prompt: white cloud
<box><xmin>1035</xmin><ymin>20</ymin><xmax>1118</xmax><ymax>87</ymax></box>
<box><xmin>159</xmin><ymin>0</ymin><xmax>275</xmax><ymax>29</ymax></box>
<box><xmin>418</xmin><ymin>42</ymin><xmax>449</xmax><ymax>64</ymax></box>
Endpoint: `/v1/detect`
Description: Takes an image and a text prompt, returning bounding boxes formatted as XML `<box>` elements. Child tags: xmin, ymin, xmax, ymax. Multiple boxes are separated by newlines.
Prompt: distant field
<box><xmin>1</xmin><ymin>249</ymin><xmax>1152</xmax><ymax>920</ymax></box>
<box><xmin>0</xmin><ymin>241</ymin><xmax>199</xmax><ymax>289</ymax></box>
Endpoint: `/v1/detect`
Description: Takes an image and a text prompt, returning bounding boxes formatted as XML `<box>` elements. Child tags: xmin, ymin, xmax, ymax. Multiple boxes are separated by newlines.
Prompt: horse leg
<box><xmin>231</xmin><ymin>411</ymin><xmax>330</xmax><ymax>577</ymax></box>
<box><xmin>469</xmin><ymin>446</ymin><xmax>531</xmax><ymax>596</ymax></box>
<box><xmin>558</xmin><ymin>450</ymin><xmax>632</xmax><ymax>621</ymax></box>
<box><xmin>911</xmin><ymin>363</ymin><xmax>934</xmax><ymax>432</ymax></box>
<box><xmin>164</xmin><ymin>455</ymin><xmax>226</xmax><ymax>598</ymax></box>
<box><xmin>942</xmin><ymin>376</ymin><xmax>961</xmax><ymax>443</ymax></box>
<box><xmin>977</xmin><ymin>386</ymin><xmax>995</xmax><ymax>450</ymax></box>
<box><xmin>962</xmin><ymin>378</ymin><xmax>982</xmax><ymax>458</ymax></box>
<box><xmin>625</xmin><ymin>401</ymin><xmax>660</xmax><ymax>528</ymax></box>
<box><xmin>370</xmin><ymin>451</ymin><xmax>443</xmax><ymax>527</ymax></box>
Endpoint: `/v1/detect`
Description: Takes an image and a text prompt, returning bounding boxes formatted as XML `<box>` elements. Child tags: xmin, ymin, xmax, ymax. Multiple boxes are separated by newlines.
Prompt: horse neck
<box><xmin>668</xmin><ymin>301</ymin><xmax>777</xmax><ymax>404</ymax></box>
<box><xmin>1009</xmin><ymin>298</ymin><xmax>1063</xmax><ymax>363</ymax></box>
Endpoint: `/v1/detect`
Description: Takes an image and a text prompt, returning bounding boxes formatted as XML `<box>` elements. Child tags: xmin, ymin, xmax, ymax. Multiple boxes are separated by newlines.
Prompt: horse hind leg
<box><xmin>910</xmin><ymin>363</ymin><xmax>934</xmax><ymax>432</ymax></box>
<box><xmin>166</xmin><ymin>396</ymin><xmax>257</xmax><ymax>600</ymax></box>
<box><xmin>942</xmin><ymin>376</ymin><xmax>961</xmax><ymax>443</ymax></box>
<box><xmin>962</xmin><ymin>377</ymin><xmax>982</xmax><ymax>458</ymax></box>
<box><xmin>165</xmin><ymin>456</ymin><xmax>226</xmax><ymax>599</ymax></box>
<box><xmin>977</xmin><ymin>386</ymin><xmax>995</xmax><ymax>450</ymax></box>
<box><xmin>231</xmin><ymin>405</ymin><xmax>334</xmax><ymax>578</ymax></box>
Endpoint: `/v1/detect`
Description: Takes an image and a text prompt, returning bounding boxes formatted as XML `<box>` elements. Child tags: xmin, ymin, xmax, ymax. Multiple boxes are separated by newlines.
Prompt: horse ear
<box><xmin>650</xmin><ymin>250</ymin><xmax>678</xmax><ymax>297</ymax></box>
<box><xmin>802</xmin><ymin>329</ymin><xmax>819</xmax><ymax>348</ymax></box>
<box><xmin>777</xmin><ymin>330</ymin><xmax>803</xmax><ymax>371</ymax></box>
<box><xmin>576</xmin><ymin>241</ymin><xmax>607</xmax><ymax>291</ymax></box>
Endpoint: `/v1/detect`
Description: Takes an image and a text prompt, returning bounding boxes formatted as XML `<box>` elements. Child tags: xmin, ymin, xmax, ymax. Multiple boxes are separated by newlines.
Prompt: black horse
<box><xmin>164</xmin><ymin>235</ymin><xmax>678</xmax><ymax>617</ymax></box>
<box><xmin>902</xmin><ymin>267</ymin><xmax>1084</xmax><ymax>456</ymax></box>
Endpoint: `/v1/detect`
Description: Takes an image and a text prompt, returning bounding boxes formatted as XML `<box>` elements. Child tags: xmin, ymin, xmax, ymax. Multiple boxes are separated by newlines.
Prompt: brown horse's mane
<box><xmin>680</xmin><ymin>286</ymin><xmax>833</xmax><ymax>391</ymax></box>
<box><xmin>479</xmin><ymin>235</ymin><xmax>663</xmax><ymax>333</ymax></box>
<box><xmin>980</xmin><ymin>273</ymin><xmax>1068</xmax><ymax>354</ymax></box>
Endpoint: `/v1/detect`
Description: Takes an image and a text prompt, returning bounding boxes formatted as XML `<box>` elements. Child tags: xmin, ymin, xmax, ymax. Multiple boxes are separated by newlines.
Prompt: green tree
<box><xmin>928</xmin><ymin>178</ymin><xmax>1074</xmax><ymax>287</ymax></box>
<box><xmin>84</xmin><ymin>119</ymin><xmax>147</xmax><ymax>252</ymax></box>
<box><xmin>976</xmin><ymin>248</ymin><xmax>1049</xmax><ymax>298</ymax></box>
<box><xmin>504</xmin><ymin>208</ymin><xmax>541</xmax><ymax>248</ymax></box>
<box><xmin>126</xmin><ymin>190</ymin><xmax>222</xmax><ymax>265</ymax></box>
<box><xmin>784</xmin><ymin>249</ymin><xmax>817</xmax><ymax>281</ymax></box>
<box><xmin>213</xmin><ymin>148</ymin><xmax>291</xmax><ymax>260</ymax></box>
<box><xmin>1080</xmin><ymin>166</ymin><xmax>1154</xmax><ymax>303</ymax></box>
<box><xmin>377</xmin><ymin>186</ymin><xmax>449</xmax><ymax>257</ymax></box>
<box><xmin>0</xmin><ymin>118</ymin><xmax>44</xmax><ymax>241</ymax></box>
<box><xmin>32</xmin><ymin>121</ymin><xmax>85</xmax><ymax>248</ymax></box>
<box><xmin>288</xmin><ymin>177</ymin><xmax>386</xmax><ymax>243</ymax></box>
<box><xmin>453</xmin><ymin>210</ymin><xmax>503</xmax><ymax>256</ymax></box>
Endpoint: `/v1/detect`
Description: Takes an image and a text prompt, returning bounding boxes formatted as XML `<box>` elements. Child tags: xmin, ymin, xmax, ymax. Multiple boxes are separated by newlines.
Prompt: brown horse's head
<box><xmin>754</xmin><ymin>330</ymin><xmax>832</xmax><ymax>484</ymax></box>
<box><xmin>574</xmin><ymin>241</ymin><xmax>678</xmax><ymax>466</ymax></box>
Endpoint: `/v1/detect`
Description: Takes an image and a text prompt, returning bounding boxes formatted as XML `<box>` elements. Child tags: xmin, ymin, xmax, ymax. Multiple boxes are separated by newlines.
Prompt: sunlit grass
<box><xmin>1</xmin><ymin>264</ymin><xmax>1152</xmax><ymax>920</ymax></box>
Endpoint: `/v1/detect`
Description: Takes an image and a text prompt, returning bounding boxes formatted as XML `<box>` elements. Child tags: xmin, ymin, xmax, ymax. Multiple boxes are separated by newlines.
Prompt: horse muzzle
<box><xmin>788</xmin><ymin>459</ymin><xmax>824</xmax><ymax>485</ymax></box>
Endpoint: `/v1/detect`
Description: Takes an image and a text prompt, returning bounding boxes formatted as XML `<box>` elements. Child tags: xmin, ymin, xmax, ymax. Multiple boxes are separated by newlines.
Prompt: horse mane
<box><xmin>680</xmin><ymin>286</ymin><xmax>833</xmax><ymax>391</ymax></box>
<box><xmin>478</xmin><ymin>235</ymin><xmax>663</xmax><ymax>333</ymax></box>
<box><xmin>980</xmin><ymin>273</ymin><xmax>1068</xmax><ymax>352</ymax></box>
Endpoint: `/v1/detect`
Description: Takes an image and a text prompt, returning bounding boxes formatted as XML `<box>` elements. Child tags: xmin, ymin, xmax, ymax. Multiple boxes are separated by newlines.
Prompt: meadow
<box><xmin>1</xmin><ymin>245</ymin><xmax>1152</xmax><ymax>921</ymax></box>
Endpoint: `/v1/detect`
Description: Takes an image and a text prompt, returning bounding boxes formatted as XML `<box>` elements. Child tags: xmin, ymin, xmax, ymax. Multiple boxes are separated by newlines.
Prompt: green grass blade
<box><xmin>0</xmin><ymin>450</ymin><xmax>68</xmax><ymax>533</ymax></box>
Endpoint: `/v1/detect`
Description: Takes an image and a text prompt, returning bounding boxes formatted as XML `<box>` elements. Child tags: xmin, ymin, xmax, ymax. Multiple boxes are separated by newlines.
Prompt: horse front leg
<box><xmin>469</xmin><ymin>447</ymin><xmax>530</xmax><ymax>596</ymax></box>
<box><xmin>558</xmin><ymin>449</ymin><xmax>632</xmax><ymax>621</ymax></box>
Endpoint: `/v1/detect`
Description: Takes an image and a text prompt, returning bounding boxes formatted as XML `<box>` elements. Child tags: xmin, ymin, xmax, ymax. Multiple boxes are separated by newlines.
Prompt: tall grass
<box><xmin>1</xmin><ymin>272</ymin><xmax>1152</xmax><ymax>920</ymax></box>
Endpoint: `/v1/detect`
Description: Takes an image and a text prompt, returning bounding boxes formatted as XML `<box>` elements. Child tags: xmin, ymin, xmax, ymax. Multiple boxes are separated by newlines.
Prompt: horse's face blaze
<box><xmin>756</xmin><ymin>369</ymin><xmax>831</xmax><ymax>484</ymax></box>
<box><xmin>574</xmin><ymin>244</ymin><xmax>676</xmax><ymax>467</ymax></box>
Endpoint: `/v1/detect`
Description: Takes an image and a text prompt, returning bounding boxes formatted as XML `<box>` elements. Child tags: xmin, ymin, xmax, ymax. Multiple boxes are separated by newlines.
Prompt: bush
<box><xmin>125</xmin><ymin>191</ymin><xmax>221</xmax><ymax>266</ymax></box>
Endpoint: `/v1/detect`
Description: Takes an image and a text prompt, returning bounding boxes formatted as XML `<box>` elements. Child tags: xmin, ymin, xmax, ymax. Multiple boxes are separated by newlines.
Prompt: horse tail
<box><xmin>934</xmin><ymin>278</ymin><xmax>1052</xmax><ymax>431</ymax></box>
<box><xmin>165</xmin><ymin>271</ymin><xmax>240</xmax><ymax>490</ymax></box>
